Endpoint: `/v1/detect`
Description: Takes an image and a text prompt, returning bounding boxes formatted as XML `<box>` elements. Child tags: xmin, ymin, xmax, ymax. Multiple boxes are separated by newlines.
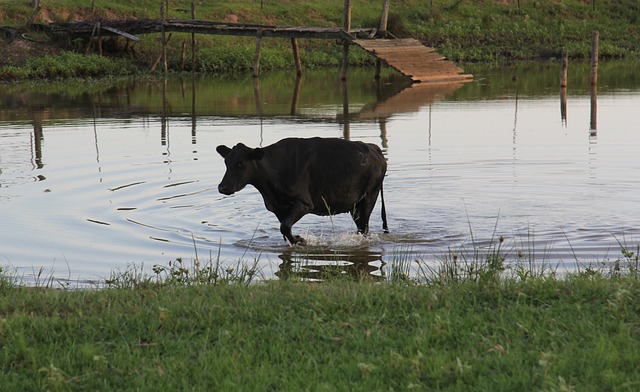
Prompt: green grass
<box><xmin>0</xmin><ymin>51</ymin><xmax>137</xmax><ymax>80</ymax></box>
<box><xmin>1</xmin><ymin>0</ymin><xmax>640</xmax><ymax>80</ymax></box>
<box><xmin>2</xmin><ymin>242</ymin><xmax>640</xmax><ymax>390</ymax></box>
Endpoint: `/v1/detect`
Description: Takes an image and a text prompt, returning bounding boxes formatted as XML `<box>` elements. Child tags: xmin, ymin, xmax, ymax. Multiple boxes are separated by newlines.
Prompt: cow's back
<box><xmin>266</xmin><ymin>138</ymin><xmax>386</xmax><ymax>215</ymax></box>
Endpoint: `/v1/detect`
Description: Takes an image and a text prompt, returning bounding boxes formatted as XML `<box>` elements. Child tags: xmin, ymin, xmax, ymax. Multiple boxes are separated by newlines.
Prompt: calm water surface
<box><xmin>1</xmin><ymin>62</ymin><xmax>639</xmax><ymax>284</ymax></box>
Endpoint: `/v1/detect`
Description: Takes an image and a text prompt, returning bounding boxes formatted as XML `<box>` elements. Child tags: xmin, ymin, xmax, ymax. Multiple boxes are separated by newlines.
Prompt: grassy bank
<box><xmin>1</xmin><ymin>0</ymin><xmax>639</xmax><ymax>80</ymax></box>
<box><xmin>2</xmin><ymin>251</ymin><xmax>640</xmax><ymax>390</ymax></box>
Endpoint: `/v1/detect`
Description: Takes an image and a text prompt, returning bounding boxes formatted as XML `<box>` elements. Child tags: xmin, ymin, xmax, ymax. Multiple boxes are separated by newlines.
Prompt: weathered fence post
<box><xmin>590</xmin><ymin>31</ymin><xmax>599</xmax><ymax>134</ymax></box>
<box><xmin>161</xmin><ymin>2</ymin><xmax>168</xmax><ymax>75</ymax></box>
<box><xmin>379</xmin><ymin>0</ymin><xmax>389</xmax><ymax>36</ymax></box>
<box><xmin>191</xmin><ymin>1</ymin><xmax>197</xmax><ymax>72</ymax></box>
<box><xmin>97</xmin><ymin>21</ymin><xmax>102</xmax><ymax>56</ymax></box>
<box><xmin>291</xmin><ymin>38</ymin><xmax>302</xmax><ymax>76</ymax></box>
<box><xmin>29</xmin><ymin>0</ymin><xmax>41</xmax><ymax>24</ymax></box>
<box><xmin>591</xmin><ymin>31</ymin><xmax>598</xmax><ymax>86</ymax></box>
<box><xmin>375</xmin><ymin>0</ymin><xmax>390</xmax><ymax>79</ymax></box>
<box><xmin>340</xmin><ymin>0</ymin><xmax>352</xmax><ymax>81</ymax></box>
<box><xmin>560</xmin><ymin>49</ymin><xmax>568</xmax><ymax>88</ymax></box>
<box><xmin>180</xmin><ymin>41</ymin><xmax>187</xmax><ymax>69</ymax></box>
<box><xmin>253</xmin><ymin>29</ymin><xmax>263</xmax><ymax>78</ymax></box>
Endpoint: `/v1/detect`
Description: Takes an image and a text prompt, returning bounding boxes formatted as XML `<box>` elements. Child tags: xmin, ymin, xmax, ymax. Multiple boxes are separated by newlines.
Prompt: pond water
<box><xmin>1</xmin><ymin>61</ymin><xmax>639</xmax><ymax>284</ymax></box>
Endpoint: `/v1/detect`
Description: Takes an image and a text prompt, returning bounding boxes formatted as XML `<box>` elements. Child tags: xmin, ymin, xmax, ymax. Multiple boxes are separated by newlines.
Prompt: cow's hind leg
<box><xmin>280</xmin><ymin>222</ymin><xmax>306</xmax><ymax>245</ymax></box>
<box><xmin>351</xmin><ymin>195</ymin><xmax>378</xmax><ymax>236</ymax></box>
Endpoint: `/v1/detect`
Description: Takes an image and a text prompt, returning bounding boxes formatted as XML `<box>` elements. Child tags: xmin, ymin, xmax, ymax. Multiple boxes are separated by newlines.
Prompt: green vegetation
<box><xmin>0</xmin><ymin>51</ymin><xmax>136</xmax><ymax>80</ymax></box>
<box><xmin>1</xmin><ymin>0</ymin><xmax>639</xmax><ymax>80</ymax></box>
<box><xmin>2</xmin><ymin>242</ymin><xmax>640</xmax><ymax>390</ymax></box>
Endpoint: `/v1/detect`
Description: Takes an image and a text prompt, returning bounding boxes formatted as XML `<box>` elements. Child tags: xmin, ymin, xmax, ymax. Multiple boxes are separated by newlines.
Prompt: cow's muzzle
<box><xmin>218</xmin><ymin>184</ymin><xmax>234</xmax><ymax>195</ymax></box>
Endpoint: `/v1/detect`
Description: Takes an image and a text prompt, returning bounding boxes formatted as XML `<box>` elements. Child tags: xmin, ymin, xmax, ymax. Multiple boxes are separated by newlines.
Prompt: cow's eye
<box><xmin>237</xmin><ymin>162</ymin><xmax>245</xmax><ymax>169</ymax></box>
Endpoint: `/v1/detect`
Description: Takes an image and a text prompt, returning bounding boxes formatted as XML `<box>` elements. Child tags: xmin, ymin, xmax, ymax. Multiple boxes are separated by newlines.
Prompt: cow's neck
<box><xmin>250</xmin><ymin>160</ymin><xmax>277</xmax><ymax>195</ymax></box>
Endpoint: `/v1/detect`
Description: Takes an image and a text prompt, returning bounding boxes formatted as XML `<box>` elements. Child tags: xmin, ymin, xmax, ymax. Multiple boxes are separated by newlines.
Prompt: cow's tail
<box><xmin>380</xmin><ymin>183</ymin><xmax>389</xmax><ymax>234</ymax></box>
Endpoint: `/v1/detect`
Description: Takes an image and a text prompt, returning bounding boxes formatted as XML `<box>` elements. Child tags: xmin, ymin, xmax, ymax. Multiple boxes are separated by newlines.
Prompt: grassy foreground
<box><xmin>1</xmin><ymin>0</ymin><xmax>640</xmax><ymax>79</ymax></box>
<box><xmin>2</xmin><ymin>262</ymin><xmax>640</xmax><ymax>390</ymax></box>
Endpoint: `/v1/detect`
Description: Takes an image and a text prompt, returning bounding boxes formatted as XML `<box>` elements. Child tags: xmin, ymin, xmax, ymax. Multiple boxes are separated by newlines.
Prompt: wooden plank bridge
<box><xmin>353</xmin><ymin>38</ymin><xmax>472</xmax><ymax>83</ymax></box>
<box><xmin>50</xmin><ymin>0</ymin><xmax>471</xmax><ymax>83</ymax></box>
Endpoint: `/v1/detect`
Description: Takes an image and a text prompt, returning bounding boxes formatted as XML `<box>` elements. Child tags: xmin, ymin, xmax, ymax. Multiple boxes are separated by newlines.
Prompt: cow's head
<box><xmin>216</xmin><ymin>143</ymin><xmax>264</xmax><ymax>195</ymax></box>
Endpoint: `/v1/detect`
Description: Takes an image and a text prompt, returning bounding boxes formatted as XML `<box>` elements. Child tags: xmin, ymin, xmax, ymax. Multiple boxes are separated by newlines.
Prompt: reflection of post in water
<box><xmin>32</xmin><ymin>120</ymin><xmax>44</xmax><ymax>169</ymax></box>
<box><xmin>560</xmin><ymin>87</ymin><xmax>567</xmax><ymax>126</ymax></box>
<box><xmin>590</xmin><ymin>84</ymin><xmax>597</xmax><ymax>136</ymax></box>
<box><xmin>290</xmin><ymin>74</ymin><xmax>302</xmax><ymax>116</ymax></box>
<box><xmin>276</xmin><ymin>250</ymin><xmax>383</xmax><ymax>282</ymax></box>
<box><xmin>253</xmin><ymin>77</ymin><xmax>262</xmax><ymax>117</ymax></box>
<box><xmin>374</xmin><ymin>78</ymin><xmax>389</xmax><ymax>148</ymax></box>
<box><xmin>341</xmin><ymin>80</ymin><xmax>350</xmax><ymax>140</ymax></box>
<box><xmin>161</xmin><ymin>77</ymin><xmax>169</xmax><ymax>146</ymax></box>
<box><xmin>590</xmin><ymin>30</ymin><xmax>598</xmax><ymax>136</ymax></box>
<box><xmin>379</xmin><ymin>118</ymin><xmax>388</xmax><ymax>149</ymax></box>
<box><xmin>253</xmin><ymin>77</ymin><xmax>264</xmax><ymax>146</ymax></box>
<box><xmin>191</xmin><ymin>76</ymin><xmax>197</xmax><ymax>144</ymax></box>
<box><xmin>427</xmin><ymin>104</ymin><xmax>432</xmax><ymax>147</ymax></box>
<box><xmin>92</xmin><ymin>115</ymin><xmax>101</xmax><ymax>164</ymax></box>
<box><xmin>560</xmin><ymin>49</ymin><xmax>568</xmax><ymax>126</ymax></box>
<box><xmin>512</xmin><ymin>75</ymin><xmax>519</xmax><ymax>153</ymax></box>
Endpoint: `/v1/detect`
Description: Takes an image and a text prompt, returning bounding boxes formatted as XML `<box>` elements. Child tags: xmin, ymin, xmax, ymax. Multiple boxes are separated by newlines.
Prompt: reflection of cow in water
<box><xmin>276</xmin><ymin>249</ymin><xmax>384</xmax><ymax>281</ymax></box>
<box><xmin>217</xmin><ymin>137</ymin><xmax>388</xmax><ymax>245</ymax></box>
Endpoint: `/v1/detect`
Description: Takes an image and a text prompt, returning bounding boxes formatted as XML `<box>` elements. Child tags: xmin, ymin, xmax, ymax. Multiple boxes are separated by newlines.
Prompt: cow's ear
<box><xmin>216</xmin><ymin>145</ymin><xmax>231</xmax><ymax>158</ymax></box>
<box><xmin>251</xmin><ymin>148</ymin><xmax>264</xmax><ymax>161</ymax></box>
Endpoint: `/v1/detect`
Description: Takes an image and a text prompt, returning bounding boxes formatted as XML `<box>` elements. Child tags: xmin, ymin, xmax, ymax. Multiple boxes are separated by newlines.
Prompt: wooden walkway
<box><xmin>353</xmin><ymin>38</ymin><xmax>472</xmax><ymax>83</ymax></box>
<box><xmin>56</xmin><ymin>19</ymin><xmax>471</xmax><ymax>83</ymax></box>
<box><xmin>63</xmin><ymin>19</ymin><xmax>367</xmax><ymax>40</ymax></box>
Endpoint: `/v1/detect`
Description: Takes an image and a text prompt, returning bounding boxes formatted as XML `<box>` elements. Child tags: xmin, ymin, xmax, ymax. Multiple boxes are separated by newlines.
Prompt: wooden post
<box><xmin>97</xmin><ymin>22</ymin><xmax>102</xmax><ymax>56</ymax></box>
<box><xmin>253</xmin><ymin>30</ymin><xmax>263</xmax><ymax>78</ymax></box>
<box><xmin>379</xmin><ymin>0</ymin><xmax>389</xmax><ymax>35</ymax></box>
<box><xmin>191</xmin><ymin>1</ymin><xmax>197</xmax><ymax>72</ymax></box>
<box><xmin>340</xmin><ymin>0</ymin><xmax>352</xmax><ymax>81</ymax></box>
<box><xmin>180</xmin><ymin>41</ymin><xmax>187</xmax><ymax>70</ymax></box>
<box><xmin>560</xmin><ymin>49</ymin><xmax>568</xmax><ymax>88</ymax></box>
<box><xmin>343</xmin><ymin>0</ymin><xmax>352</xmax><ymax>36</ymax></box>
<box><xmin>291</xmin><ymin>38</ymin><xmax>302</xmax><ymax>76</ymax></box>
<box><xmin>591</xmin><ymin>31</ymin><xmax>598</xmax><ymax>86</ymax></box>
<box><xmin>590</xmin><ymin>31</ymin><xmax>598</xmax><ymax>134</ymax></box>
<box><xmin>86</xmin><ymin>22</ymin><xmax>98</xmax><ymax>54</ymax></box>
<box><xmin>375</xmin><ymin>0</ymin><xmax>390</xmax><ymax>79</ymax></box>
<box><xmin>28</xmin><ymin>1</ymin><xmax>41</xmax><ymax>24</ymax></box>
<box><xmin>161</xmin><ymin>2</ymin><xmax>168</xmax><ymax>75</ymax></box>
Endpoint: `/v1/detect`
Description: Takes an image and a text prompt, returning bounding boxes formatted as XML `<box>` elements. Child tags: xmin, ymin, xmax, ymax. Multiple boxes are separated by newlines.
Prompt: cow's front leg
<box><xmin>278</xmin><ymin>200</ymin><xmax>311</xmax><ymax>245</ymax></box>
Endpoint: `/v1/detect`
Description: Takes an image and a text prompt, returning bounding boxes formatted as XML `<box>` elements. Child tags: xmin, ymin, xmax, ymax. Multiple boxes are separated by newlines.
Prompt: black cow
<box><xmin>216</xmin><ymin>137</ymin><xmax>388</xmax><ymax>245</ymax></box>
